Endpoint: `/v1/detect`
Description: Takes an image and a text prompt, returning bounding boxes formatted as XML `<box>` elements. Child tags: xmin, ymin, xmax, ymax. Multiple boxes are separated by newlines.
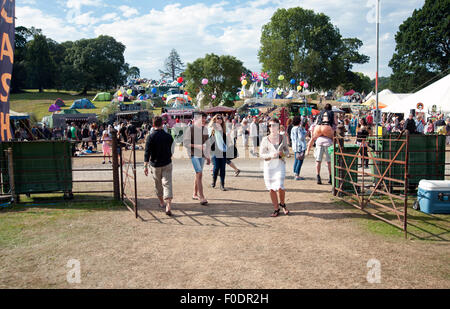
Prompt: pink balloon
<box><xmin>304</xmin><ymin>83</ymin><xmax>309</xmax><ymax>89</ymax></box>
<box><xmin>202</xmin><ymin>78</ymin><xmax>209</xmax><ymax>85</ymax></box>
<box><xmin>212</xmin><ymin>95</ymin><xmax>216</xmax><ymax>99</ymax></box>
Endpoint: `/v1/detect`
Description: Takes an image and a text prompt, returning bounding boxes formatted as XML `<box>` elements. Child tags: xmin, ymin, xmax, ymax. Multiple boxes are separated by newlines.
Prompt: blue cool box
<box><xmin>417</xmin><ymin>180</ymin><xmax>450</xmax><ymax>214</ymax></box>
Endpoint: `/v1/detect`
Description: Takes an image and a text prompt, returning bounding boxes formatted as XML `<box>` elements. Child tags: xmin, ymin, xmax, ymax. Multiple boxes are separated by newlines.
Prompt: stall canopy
<box><xmin>10</xmin><ymin>110</ymin><xmax>29</xmax><ymax>120</ymax></box>
<box><xmin>382</xmin><ymin>74</ymin><xmax>450</xmax><ymax>114</ymax></box>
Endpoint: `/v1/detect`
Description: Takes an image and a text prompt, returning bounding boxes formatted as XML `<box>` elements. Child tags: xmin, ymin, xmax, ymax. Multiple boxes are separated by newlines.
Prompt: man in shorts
<box><xmin>314</xmin><ymin>136</ymin><xmax>332</xmax><ymax>185</ymax></box>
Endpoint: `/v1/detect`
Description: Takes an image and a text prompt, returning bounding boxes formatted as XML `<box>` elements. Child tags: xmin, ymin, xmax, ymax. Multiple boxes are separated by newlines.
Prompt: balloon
<box><xmin>241</xmin><ymin>80</ymin><xmax>247</xmax><ymax>86</ymax></box>
<box><xmin>304</xmin><ymin>83</ymin><xmax>309</xmax><ymax>89</ymax></box>
<box><xmin>212</xmin><ymin>95</ymin><xmax>216</xmax><ymax>99</ymax></box>
<box><xmin>202</xmin><ymin>78</ymin><xmax>209</xmax><ymax>85</ymax></box>
<box><xmin>290</xmin><ymin>79</ymin><xmax>296</xmax><ymax>85</ymax></box>
<box><xmin>118</xmin><ymin>91</ymin><xmax>122</xmax><ymax>96</ymax></box>
<box><xmin>297</xmin><ymin>86</ymin><xmax>302</xmax><ymax>91</ymax></box>
<box><xmin>184</xmin><ymin>91</ymin><xmax>188</xmax><ymax>95</ymax></box>
<box><xmin>177</xmin><ymin>77</ymin><xmax>183</xmax><ymax>83</ymax></box>
<box><xmin>127</xmin><ymin>89</ymin><xmax>132</xmax><ymax>95</ymax></box>
<box><xmin>300</xmin><ymin>81</ymin><xmax>305</xmax><ymax>86</ymax></box>
<box><xmin>278</xmin><ymin>75</ymin><xmax>284</xmax><ymax>81</ymax></box>
<box><xmin>163</xmin><ymin>94</ymin><xmax>168</xmax><ymax>98</ymax></box>
<box><xmin>151</xmin><ymin>88</ymin><xmax>157</xmax><ymax>94</ymax></box>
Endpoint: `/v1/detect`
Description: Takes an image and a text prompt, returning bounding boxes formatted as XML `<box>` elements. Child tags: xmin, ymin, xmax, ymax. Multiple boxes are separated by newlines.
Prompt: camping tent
<box><xmin>93</xmin><ymin>92</ymin><xmax>111</xmax><ymax>102</ymax></box>
<box><xmin>344</xmin><ymin>90</ymin><xmax>355</xmax><ymax>96</ymax></box>
<box><xmin>70</xmin><ymin>98</ymin><xmax>95</xmax><ymax>109</ymax></box>
<box><xmin>382</xmin><ymin>74</ymin><xmax>450</xmax><ymax>115</ymax></box>
<box><xmin>54</xmin><ymin>98</ymin><xmax>66</xmax><ymax>107</ymax></box>
<box><xmin>48</xmin><ymin>104</ymin><xmax>61</xmax><ymax>112</ymax></box>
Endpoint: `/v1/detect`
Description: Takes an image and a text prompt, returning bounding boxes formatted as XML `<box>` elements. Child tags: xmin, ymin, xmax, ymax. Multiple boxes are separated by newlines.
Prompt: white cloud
<box><xmin>17</xmin><ymin>0</ymin><xmax>425</xmax><ymax>81</ymax></box>
<box><xmin>66</xmin><ymin>0</ymin><xmax>103</xmax><ymax>11</ymax></box>
<box><xmin>118</xmin><ymin>5</ymin><xmax>139</xmax><ymax>18</ymax></box>
<box><xmin>16</xmin><ymin>6</ymin><xmax>87</xmax><ymax>42</ymax></box>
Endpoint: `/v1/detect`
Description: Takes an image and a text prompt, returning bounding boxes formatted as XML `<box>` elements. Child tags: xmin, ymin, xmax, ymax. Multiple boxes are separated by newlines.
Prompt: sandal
<box><xmin>235</xmin><ymin>169</ymin><xmax>241</xmax><ymax>177</ymax></box>
<box><xmin>279</xmin><ymin>203</ymin><xmax>290</xmax><ymax>215</ymax></box>
<box><xmin>200</xmin><ymin>199</ymin><xmax>208</xmax><ymax>205</ymax></box>
<box><xmin>270</xmin><ymin>209</ymin><xmax>280</xmax><ymax>217</ymax></box>
<box><xmin>192</xmin><ymin>195</ymin><xmax>199</xmax><ymax>200</ymax></box>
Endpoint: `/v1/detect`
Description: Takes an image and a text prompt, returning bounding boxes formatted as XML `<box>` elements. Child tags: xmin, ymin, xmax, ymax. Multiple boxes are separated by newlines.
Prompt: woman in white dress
<box><xmin>259</xmin><ymin>119</ymin><xmax>290</xmax><ymax>217</ymax></box>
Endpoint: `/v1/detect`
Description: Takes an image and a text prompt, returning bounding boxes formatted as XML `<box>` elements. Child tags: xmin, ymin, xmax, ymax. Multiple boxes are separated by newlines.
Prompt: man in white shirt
<box><xmin>249</xmin><ymin>117</ymin><xmax>259</xmax><ymax>157</ymax></box>
<box><xmin>314</xmin><ymin>135</ymin><xmax>333</xmax><ymax>185</ymax></box>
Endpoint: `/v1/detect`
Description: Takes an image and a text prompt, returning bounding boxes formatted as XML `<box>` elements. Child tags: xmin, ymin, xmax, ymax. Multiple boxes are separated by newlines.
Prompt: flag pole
<box><xmin>375</xmin><ymin>0</ymin><xmax>380</xmax><ymax>150</ymax></box>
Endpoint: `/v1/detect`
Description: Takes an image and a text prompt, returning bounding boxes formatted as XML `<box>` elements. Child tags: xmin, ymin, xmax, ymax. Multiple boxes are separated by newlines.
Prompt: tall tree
<box><xmin>389</xmin><ymin>0</ymin><xmax>450</xmax><ymax>93</ymax></box>
<box><xmin>258</xmin><ymin>7</ymin><xmax>369</xmax><ymax>90</ymax></box>
<box><xmin>159</xmin><ymin>49</ymin><xmax>184</xmax><ymax>80</ymax></box>
<box><xmin>127</xmin><ymin>66</ymin><xmax>140</xmax><ymax>81</ymax></box>
<box><xmin>65</xmin><ymin>35</ymin><xmax>127</xmax><ymax>93</ymax></box>
<box><xmin>25</xmin><ymin>34</ymin><xmax>55</xmax><ymax>92</ymax></box>
<box><xmin>184</xmin><ymin>54</ymin><xmax>247</xmax><ymax>107</ymax></box>
<box><xmin>11</xmin><ymin>26</ymin><xmax>36</xmax><ymax>92</ymax></box>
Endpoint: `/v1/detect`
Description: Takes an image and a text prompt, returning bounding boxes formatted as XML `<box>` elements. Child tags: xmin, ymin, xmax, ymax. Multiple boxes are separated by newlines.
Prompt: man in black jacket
<box><xmin>404</xmin><ymin>113</ymin><xmax>417</xmax><ymax>134</ymax></box>
<box><xmin>144</xmin><ymin>116</ymin><xmax>175</xmax><ymax>216</ymax></box>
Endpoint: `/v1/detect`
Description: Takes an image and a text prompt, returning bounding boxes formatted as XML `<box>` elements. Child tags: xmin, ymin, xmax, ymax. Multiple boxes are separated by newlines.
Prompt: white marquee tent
<box><xmin>382</xmin><ymin>74</ymin><xmax>450</xmax><ymax>115</ymax></box>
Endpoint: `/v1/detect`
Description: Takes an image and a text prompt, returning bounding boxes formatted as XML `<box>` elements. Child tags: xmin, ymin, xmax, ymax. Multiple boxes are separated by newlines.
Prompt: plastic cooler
<box><xmin>417</xmin><ymin>180</ymin><xmax>450</xmax><ymax>214</ymax></box>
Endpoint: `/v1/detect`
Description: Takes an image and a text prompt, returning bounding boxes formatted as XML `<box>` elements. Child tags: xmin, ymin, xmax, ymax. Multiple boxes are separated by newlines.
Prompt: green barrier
<box><xmin>0</xmin><ymin>141</ymin><xmax>72</xmax><ymax>195</ymax></box>
<box><xmin>376</xmin><ymin>134</ymin><xmax>445</xmax><ymax>188</ymax></box>
<box><xmin>330</xmin><ymin>143</ymin><xmax>360</xmax><ymax>193</ymax></box>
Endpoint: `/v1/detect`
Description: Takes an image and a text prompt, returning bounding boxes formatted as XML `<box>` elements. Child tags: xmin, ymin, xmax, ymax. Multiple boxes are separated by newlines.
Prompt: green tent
<box><xmin>58</xmin><ymin>109</ymin><xmax>80</xmax><ymax>115</ymax></box>
<box><xmin>93</xmin><ymin>92</ymin><xmax>112</xmax><ymax>102</ymax></box>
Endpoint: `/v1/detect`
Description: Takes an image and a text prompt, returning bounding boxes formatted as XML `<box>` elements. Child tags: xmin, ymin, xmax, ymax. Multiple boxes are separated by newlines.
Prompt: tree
<box><xmin>65</xmin><ymin>35</ymin><xmax>127</xmax><ymax>93</ymax></box>
<box><xmin>184</xmin><ymin>54</ymin><xmax>247</xmax><ymax>107</ymax></box>
<box><xmin>11</xmin><ymin>26</ymin><xmax>36</xmax><ymax>92</ymax></box>
<box><xmin>258</xmin><ymin>7</ymin><xmax>369</xmax><ymax>90</ymax></box>
<box><xmin>127</xmin><ymin>66</ymin><xmax>140</xmax><ymax>81</ymax></box>
<box><xmin>341</xmin><ymin>72</ymin><xmax>372</xmax><ymax>94</ymax></box>
<box><xmin>159</xmin><ymin>49</ymin><xmax>184</xmax><ymax>80</ymax></box>
<box><xmin>370</xmin><ymin>76</ymin><xmax>391</xmax><ymax>92</ymax></box>
<box><xmin>25</xmin><ymin>34</ymin><xmax>55</xmax><ymax>92</ymax></box>
<box><xmin>389</xmin><ymin>0</ymin><xmax>450</xmax><ymax>93</ymax></box>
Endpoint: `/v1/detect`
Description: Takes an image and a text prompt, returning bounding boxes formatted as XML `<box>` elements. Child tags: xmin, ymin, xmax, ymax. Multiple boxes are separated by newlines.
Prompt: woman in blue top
<box><xmin>290</xmin><ymin>116</ymin><xmax>307</xmax><ymax>180</ymax></box>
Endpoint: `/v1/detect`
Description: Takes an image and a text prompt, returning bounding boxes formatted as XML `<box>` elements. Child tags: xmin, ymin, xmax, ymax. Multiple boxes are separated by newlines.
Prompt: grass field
<box><xmin>10</xmin><ymin>90</ymin><xmax>163</xmax><ymax>122</ymax></box>
<box><xmin>10</xmin><ymin>90</ymin><xmax>112</xmax><ymax>122</ymax></box>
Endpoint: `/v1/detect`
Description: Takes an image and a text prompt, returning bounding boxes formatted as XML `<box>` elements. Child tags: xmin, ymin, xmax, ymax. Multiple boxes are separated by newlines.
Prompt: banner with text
<box><xmin>0</xmin><ymin>0</ymin><xmax>15</xmax><ymax>141</ymax></box>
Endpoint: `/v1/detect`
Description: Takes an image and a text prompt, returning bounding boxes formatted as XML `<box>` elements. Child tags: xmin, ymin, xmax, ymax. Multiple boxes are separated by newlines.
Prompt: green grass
<box><xmin>0</xmin><ymin>198</ymin><xmax>123</xmax><ymax>248</ymax></box>
<box><xmin>10</xmin><ymin>90</ymin><xmax>111</xmax><ymax>122</ymax></box>
<box><xmin>334</xmin><ymin>198</ymin><xmax>450</xmax><ymax>241</ymax></box>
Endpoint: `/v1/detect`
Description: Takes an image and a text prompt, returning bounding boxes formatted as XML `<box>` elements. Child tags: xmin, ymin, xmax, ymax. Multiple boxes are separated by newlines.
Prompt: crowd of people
<box><xmin>12</xmin><ymin>104</ymin><xmax>450</xmax><ymax>216</ymax></box>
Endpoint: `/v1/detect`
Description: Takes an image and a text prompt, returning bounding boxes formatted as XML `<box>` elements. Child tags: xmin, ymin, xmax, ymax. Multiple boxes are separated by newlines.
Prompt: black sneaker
<box><xmin>317</xmin><ymin>175</ymin><xmax>322</xmax><ymax>185</ymax></box>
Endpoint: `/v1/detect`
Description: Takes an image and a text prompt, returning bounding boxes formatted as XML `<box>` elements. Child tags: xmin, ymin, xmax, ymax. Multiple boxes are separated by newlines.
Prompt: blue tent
<box><xmin>70</xmin><ymin>98</ymin><xmax>96</xmax><ymax>109</ymax></box>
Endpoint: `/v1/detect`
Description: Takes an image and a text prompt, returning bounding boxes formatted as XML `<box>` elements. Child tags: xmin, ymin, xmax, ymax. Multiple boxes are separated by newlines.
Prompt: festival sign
<box><xmin>0</xmin><ymin>0</ymin><xmax>15</xmax><ymax>141</ymax></box>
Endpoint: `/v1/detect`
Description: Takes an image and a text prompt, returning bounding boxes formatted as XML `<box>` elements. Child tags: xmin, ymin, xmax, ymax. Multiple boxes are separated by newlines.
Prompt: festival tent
<box><xmin>48</xmin><ymin>104</ymin><xmax>61</xmax><ymax>112</ymax></box>
<box><xmin>382</xmin><ymin>74</ymin><xmax>450</xmax><ymax>115</ymax></box>
<box><xmin>70</xmin><ymin>98</ymin><xmax>95</xmax><ymax>109</ymax></box>
<box><xmin>54</xmin><ymin>98</ymin><xmax>66</xmax><ymax>107</ymax></box>
<box><xmin>92</xmin><ymin>92</ymin><xmax>111</xmax><ymax>102</ymax></box>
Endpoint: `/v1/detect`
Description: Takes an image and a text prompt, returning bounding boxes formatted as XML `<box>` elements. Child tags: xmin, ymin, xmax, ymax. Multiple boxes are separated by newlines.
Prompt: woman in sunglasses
<box><xmin>259</xmin><ymin>119</ymin><xmax>290</xmax><ymax>217</ymax></box>
<box><xmin>208</xmin><ymin>114</ymin><xmax>231</xmax><ymax>190</ymax></box>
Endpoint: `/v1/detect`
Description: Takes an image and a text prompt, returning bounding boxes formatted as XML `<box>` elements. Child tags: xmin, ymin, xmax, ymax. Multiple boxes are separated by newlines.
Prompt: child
<box><xmin>102</xmin><ymin>130</ymin><xmax>112</xmax><ymax>164</ymax></box>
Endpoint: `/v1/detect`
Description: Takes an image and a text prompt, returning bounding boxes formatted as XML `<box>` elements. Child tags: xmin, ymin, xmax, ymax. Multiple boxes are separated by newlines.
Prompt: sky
<box><xmin>16</xmin><ymin>0</ymin><xmax>425</xmax><ymax>80</ymax></box>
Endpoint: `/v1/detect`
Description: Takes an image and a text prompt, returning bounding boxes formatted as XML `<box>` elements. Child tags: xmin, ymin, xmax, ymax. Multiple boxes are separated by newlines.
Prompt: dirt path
<box><xmin>1</xmin><ymin>144</ymin><xmax>449</xmax><ymax>288</ymax></box>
